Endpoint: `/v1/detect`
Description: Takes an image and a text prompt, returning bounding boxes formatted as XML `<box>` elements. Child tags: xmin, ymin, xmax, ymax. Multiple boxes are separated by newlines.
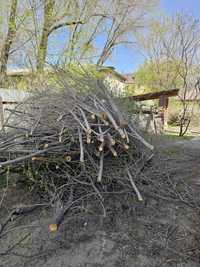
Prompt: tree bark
<box><xmin>0</xmin><ymin>0</ymin><xmax>18</xmax><ymax>87</ymax></box>
<box><xmin>36</xmin><ymin>0</ymin><xmax>55</xmax><ymax>73</ymax></box>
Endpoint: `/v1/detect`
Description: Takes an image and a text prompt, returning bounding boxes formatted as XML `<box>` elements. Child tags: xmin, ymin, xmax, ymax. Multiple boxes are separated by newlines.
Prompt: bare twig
<box><xmin>97</xmin><ymin>152</ymin><xmax>104</xmax><ymax>183</ymax></box>
<box><xmin>126</xmin><ymin>169</ymin><xmax>143</xmax><ymax>201</ymax></box>
<box><xmin>78</xmin><ymin>127</ymin><xmax>84</xmax><ymax>163</ymax></box>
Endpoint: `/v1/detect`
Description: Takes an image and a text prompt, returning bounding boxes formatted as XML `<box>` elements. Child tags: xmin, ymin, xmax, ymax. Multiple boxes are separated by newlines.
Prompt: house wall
<box><xmin>104</xmin><ymin>77</ymin><xmax>126</xmax><ymax>97</ymax></box>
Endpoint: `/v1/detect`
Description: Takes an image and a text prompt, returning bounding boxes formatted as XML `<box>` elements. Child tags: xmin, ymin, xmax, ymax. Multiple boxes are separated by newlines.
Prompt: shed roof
<box><xmin>127</xmin><ymin>88</ymin><xmax>179</xmax><ymax>101</ymax></box>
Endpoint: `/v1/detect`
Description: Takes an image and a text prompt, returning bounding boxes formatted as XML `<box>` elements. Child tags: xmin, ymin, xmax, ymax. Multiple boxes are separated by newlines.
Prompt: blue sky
<box><xmin>161</xmin><ymin>0</ymin><xmax>200</xmax><ymax>19</ymax></box>
<box><xmin>12</xmin><ymin>1</ymin><xmax>200</xmax><ymax>73</ymax></box>
<box><xmin>106</xmin><ymin>0</ymin><xmax>200</xmax><ymax>74</ymax></box>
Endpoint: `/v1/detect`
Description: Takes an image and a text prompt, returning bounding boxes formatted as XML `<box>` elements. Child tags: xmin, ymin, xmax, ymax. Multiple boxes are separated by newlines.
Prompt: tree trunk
<box><xmin>0</xmin><ymin>0</ymin><xmax>18</xmax><ymax>87</ymax></box>
<box><xmin>36</xmin><ymin>0</ymin><xmax>55</xmax><ymax>73</ymax></box>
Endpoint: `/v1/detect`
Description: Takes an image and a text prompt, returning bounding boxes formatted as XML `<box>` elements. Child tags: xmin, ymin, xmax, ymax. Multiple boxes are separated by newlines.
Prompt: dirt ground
<box><xmin>0</xmin><ymin>136</ymin><xmax>200</xmax><ymax>267</ymax></box>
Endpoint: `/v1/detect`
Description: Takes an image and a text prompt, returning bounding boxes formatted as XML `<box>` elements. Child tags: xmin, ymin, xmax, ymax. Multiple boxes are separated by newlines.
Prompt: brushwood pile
<box><xmin>0</xmin><ymin>75</ymin><xmax>153</xmax><ymax>230</ymax></box>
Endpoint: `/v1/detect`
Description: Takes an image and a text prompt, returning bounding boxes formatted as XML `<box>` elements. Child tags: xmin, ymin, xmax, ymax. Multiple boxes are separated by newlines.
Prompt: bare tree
<box><xmin>170</xmin><ymin>15</ymin><xmax>200</xmax><ymax>136</ymax></box>
<box><xmin>135</xmin><ymin>17</ymin><xmax>182</xmax><ymax>91</ymax></box>
<box><xmin>138</xmin><ymin>13</ymin><xmax>200</xmax><ymax>136</ymax></box>
<box><xmin>0</xmin><ymin>0</ymin><xmax>158</xmax><ymax>78</ymax></box>
<box><xmin>36</xmin><ymin>0</ymin><xmax>56</xmax><ymax>72</ymax></box>
<box><xmin>0</xmin><ymin>1</ymin><xmax>34</xmax><ymax>85</ymax></box>
<box><xmin>0</xmin><ymin>0</ymin><xmax>18</xmax><ymax>86</ymax></box>
<box><xmin>96</xmin><ymin>0</ymin><xmax>158</xmax><ymax>66</ymax></box>
<box><xmin>58</xmin><ymin>0</ymin><xmax>158</xmax><ymax>66</ymax></box>
<box><xmin>160</xmin><ymin>14</ymin><xmax>200</xmax><ymax>136</ymax></box>
<box><xmin>34</xmin><ymin>0</ymin><xmax>84</xmax><ymax>72</ymax></box>
<box><xmin>64</xmin><ymin>0</ymin><xmax>105</xmax><ymax>64</ymax></box>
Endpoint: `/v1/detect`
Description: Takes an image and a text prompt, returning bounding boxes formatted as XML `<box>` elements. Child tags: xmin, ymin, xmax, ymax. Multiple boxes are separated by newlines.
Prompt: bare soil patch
<box><xmin>1</xmin><ymin>137</ymin><xmax>200</xmax><ymax>267</ymax></box>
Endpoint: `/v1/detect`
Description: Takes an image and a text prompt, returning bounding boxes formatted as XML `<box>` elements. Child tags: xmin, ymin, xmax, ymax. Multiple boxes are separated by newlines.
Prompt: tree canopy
<box><xmin>134</xmin><ymin>60</ymin><xmax>183</xmax><ymax>93</ymax></box>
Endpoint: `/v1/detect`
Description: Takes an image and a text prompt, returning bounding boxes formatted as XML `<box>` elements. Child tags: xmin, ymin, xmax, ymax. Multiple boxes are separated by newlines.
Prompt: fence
<box><xmin>132</xmin><ymin>106</ymin><xmax>164</xmax><ymax>135</ymax></box>
<box><xmin>0</xmin><ymin>89</ymin><xmax>30</xmax><ymax>130</ymax></box>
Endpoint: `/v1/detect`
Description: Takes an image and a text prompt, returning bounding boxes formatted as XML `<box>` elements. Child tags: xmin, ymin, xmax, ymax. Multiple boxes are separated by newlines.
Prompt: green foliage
<box><xmin>116</xmin><ymin>97</ymin><xmax>138</xmax><ymax>115</ymax></box>
<box><xmin>134</xmin><ymin>60</ymin><xmax>183</xmax><ymax>93</ymax></box>
<box><xmin>63</xmin><ymin>63</ymin><xmax>103</xmax><ymax>79</ymax></box>
<box><xmin>4</xmin><ymin>64</ymin><xmax>105</xmax><ymax>92</ymax></box>
<box><xmin>56</xmin><ymin>64</ymin><xmax>105</xmax><ymax>95</ymax></box>
<box><xmin>125</xmin><ymin>84</ymin><xmax>136</xmax><ymax>96</ymax></box>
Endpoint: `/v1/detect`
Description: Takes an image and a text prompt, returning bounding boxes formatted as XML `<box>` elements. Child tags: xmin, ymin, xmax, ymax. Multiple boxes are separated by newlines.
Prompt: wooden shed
<box><xmin>127</xmin><ymin>89</ymin><xmax>179</xmax><ymax>130</ymax></box>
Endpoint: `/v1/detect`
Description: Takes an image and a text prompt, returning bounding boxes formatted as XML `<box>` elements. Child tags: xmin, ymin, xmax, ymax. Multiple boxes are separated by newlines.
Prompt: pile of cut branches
<box><xmin>0</xmin><ymin>76</ymin><xmax>153</xmax><ymax>231</ymax></box>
